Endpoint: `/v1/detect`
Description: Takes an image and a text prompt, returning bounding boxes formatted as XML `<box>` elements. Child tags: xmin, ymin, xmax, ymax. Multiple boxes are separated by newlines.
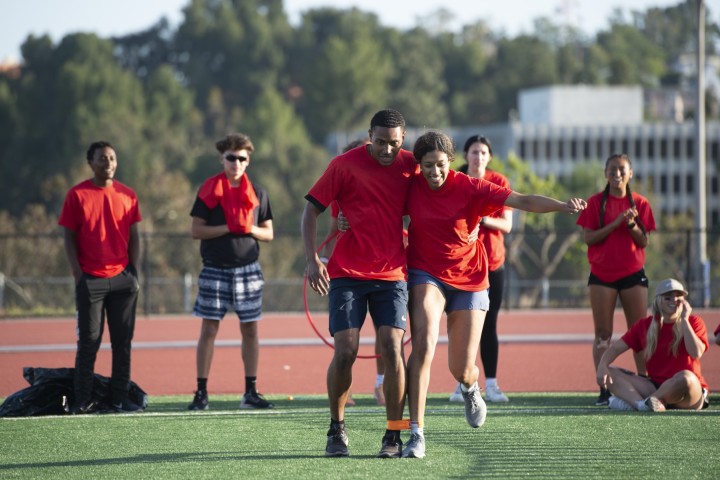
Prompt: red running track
<box><xmin>1</xmin><ymin>310</ymin><xmax>718</xmax><ymax>399</ymax></box>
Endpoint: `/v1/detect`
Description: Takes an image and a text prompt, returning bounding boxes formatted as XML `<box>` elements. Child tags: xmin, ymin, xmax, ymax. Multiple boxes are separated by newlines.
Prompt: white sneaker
<box><xmin>449</xmin><ymin>383</ymin><xmax>464</xmax><ymax>402</ymax></box>
<box><xmin>608</xmin><ymin>395</ymin><xmax>634</xmax><ymax>411</ymax></box>
<box><xmin>484</xmin><ymin>384</ymin><xmax>509</xmax><ymax>403</ymax></box>
<box><xmin>461</xmin><ymin>383</ymin><xmax>487</xmax><ymax>428</ymax></box>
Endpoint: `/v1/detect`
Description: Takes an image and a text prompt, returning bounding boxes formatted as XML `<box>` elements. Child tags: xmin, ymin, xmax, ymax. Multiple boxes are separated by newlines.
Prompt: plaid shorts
<box><xmin>193</xmin><ymin>262</ymin><xmax>264</xmax><ymax>322</ymax></box>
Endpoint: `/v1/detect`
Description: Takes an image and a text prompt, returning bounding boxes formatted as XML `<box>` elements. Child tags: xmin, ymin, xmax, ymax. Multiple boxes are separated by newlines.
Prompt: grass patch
<box><xmin>1</xmin><ymin>393</ymin><xmax>718</xmax><ymax>479</ymax></box>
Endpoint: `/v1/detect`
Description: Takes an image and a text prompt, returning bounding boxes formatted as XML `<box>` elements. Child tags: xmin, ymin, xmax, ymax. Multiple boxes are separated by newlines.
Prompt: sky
<box><xmin>0</xmin><ymin>0</ymin><xmax>714</xmax><ymax>63</ymax></box>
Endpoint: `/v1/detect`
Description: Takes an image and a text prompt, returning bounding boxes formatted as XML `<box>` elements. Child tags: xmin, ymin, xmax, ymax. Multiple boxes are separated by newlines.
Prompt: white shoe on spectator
<box><xmin>484</xmin><ymin>384</ymin><xmax>509</xmax><ymax>403</ymax></box>
<box><xmin>449</xmin><ymin>383</ymin><xmax>463</xmax><ymax>403</ymax></box>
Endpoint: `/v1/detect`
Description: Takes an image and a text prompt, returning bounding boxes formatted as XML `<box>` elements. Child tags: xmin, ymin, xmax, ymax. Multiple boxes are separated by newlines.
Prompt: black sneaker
<box><xmin>240</xmin><ymin>391</ymin><xmax>274</xmax><ymax>409</ymax></box>
<box><xmin>113</xmin><ymin>399</ymin><xmax>144</xmax><ymax>413</ymax></box>
<box><xmin>325</xmin><ymin>424</ymin><xmax>350</xmax><ymax>457</ymax></box>
<box><xmin>188</xmin><ymin>390</ymin><xmax>209</xmax><ymax>411</ymax></box>
<box><xmin>595</xmin><ymin>387</ymin><xmax>611</xmax><ymax>406</ymax></box>
<box><xmin>377</xmin><ymin>431</ymin><xmax>403</xmax><ymax>459</ymax></box>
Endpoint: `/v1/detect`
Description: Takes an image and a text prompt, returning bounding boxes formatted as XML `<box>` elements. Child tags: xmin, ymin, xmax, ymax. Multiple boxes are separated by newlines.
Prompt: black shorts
<box><xmin>588</xmin><ymin>269</ymin><xmax>649</xmax><ymax>291</ymax></box>
<box><xmin>328</xmin><ymin>278</ymin><xmax>408</xmax><ymax>336</ymax></box>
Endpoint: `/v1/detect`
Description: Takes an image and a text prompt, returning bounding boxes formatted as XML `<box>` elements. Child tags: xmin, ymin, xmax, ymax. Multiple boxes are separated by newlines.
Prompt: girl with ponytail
<box><xmin>576</xmin><ymin>153</ymin><xmax>656</xmax><ymax>406</ymax></box>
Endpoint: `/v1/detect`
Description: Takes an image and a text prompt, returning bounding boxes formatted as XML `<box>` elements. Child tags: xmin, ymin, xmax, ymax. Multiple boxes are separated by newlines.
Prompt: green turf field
<box><xmin>1</xmin><ymin>393</ymin><xmax>718</xmax><ymax>479</ymax></box>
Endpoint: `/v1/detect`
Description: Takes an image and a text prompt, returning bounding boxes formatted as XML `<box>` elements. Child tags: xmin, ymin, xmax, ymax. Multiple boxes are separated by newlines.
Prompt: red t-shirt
<box><xmin>622</xmin><ymin>314</ymin><xmax>709</xmax><ymax>390</ymax></box>
<box><xmin>306</xmin><ymin>146</ymin><xmax>418</xmax><ymax>281</ymax></box>
<box><xmin>406</xmin><ymin>170</ymin><xmax>511</xmax><ymax>291</ymax></box>
<box><xmin>576</xmin><ymin>191</ymin><xmax>656</xmax><ymax>282</ymax></box>
<box><xmin>477</xmin><ymin>170</ymin><xmax>512</xmax><ymax>272</ymax></box>
<box><xmin>58</xmin><ymin>179</ymin><xmax>141</xmax><ymax>278</ymax></box>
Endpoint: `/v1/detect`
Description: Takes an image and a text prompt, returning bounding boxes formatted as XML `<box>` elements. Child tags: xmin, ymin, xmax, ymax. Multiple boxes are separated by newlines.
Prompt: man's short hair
<box><xmin>370</xmin><ymin>109</ymin><xmax>405</xmax><ymax>130</ymax></box>
<box><xmin>86</xmin><ymin>141</ymin><xmax>114</xmax><ymax>161</ymax></box>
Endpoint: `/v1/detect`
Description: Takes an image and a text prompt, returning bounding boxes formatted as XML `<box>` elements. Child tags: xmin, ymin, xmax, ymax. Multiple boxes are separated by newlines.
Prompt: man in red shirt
<box><xmin>302</xmin><ymin>109</ymin><xmax>416</xmax><ymax>458</ymax></box>
<box><xmin>58</xmin><ymin>141</ymin><xmax>142</xmax><ymax>413</ymax></box>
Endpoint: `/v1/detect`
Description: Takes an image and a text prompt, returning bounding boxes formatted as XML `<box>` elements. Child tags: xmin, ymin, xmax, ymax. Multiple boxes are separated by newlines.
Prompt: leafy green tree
<box><xmin>289</xmin><ymin>8</ymin><xmax>392</xmax><ymax>142</ymax></box>
<box><xmin>383</xmin><ymin>28</ymin><xmax>448</xmax><ymax>128</ymax></box>
<box><xmin>484</xmin><ymin>35</ymin><xmax>559</xmax><ymax>122</ymax></box>
<box><xmin>437</xmin><ymin>21</ymin><xmax>494</xmax><ymax>125</ymax></box>
<box><xmin>174</xmin><ymin>0</ymin><xmax>291</xmax><ymax>120</ymax></box>
<box><xmin>596</xmin><ymin>24</ymin><xmax>667</xmax><ymax>86</ymax></box>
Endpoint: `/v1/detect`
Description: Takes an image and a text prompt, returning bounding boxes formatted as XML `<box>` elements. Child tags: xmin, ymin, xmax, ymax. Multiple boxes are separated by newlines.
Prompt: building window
<box><xmin>686</xmin><ymin>139</ymin><xmax>694</xmax><ymax>157</ymax></box>
<box><xmin>621</xmin><ymin>139</ymin><xmax>629</xmax><ymax>154</ymax></box>
<box><xmin>635</xmin><ymin>139</ymin><xmax>642</xmax><ymax>157</ymax></box>
<box><xmin>532</xmin><ymin>140</ymin><xmax>539</xmax><ymax>158</ymax></box>
<box><xmin>520</xmin><ymin>140</ymin><xmax>526</xmax><ymax>158</ymax></box>
<box><xmin>583</xmin><ymin>140</ymin><xmax>590</xmax><ymax>158</ymax></box>
<box><xmin>660</xmin><ymin>139</ymin><xmax>668</xmax><ymax>159</ymax></box>
<box><xmin>558</xmin><ymin>141</ymin><xmax>564</xmax><ymax>159</ymax></box>
<box><xmin>673</xmin><ymin>139</ymin><xmax>681</xmax><ymax>157</ymax></box>
<box><xmin>711</xmin><ymin>141</ymin><xmax>719</xmax><ymax>161</ymax></box>
<box><xmin>712</xmin><ymin>176</ymin><xmax>719</xmax><ymax>195</ymax></box>
<box><xmin>596</xmin><ymin>140</ymin><xmax>603</xmax><ymax>158</ymax></box>
<box><xmin>660</xmin><ymin>175</ymin><xmax>667</xmax><ymax>193</ymax></box>
<box><xmin>546</xmin><ymin>140</ymin><xmax>552</xmax><ymax>159</ymax></box>
<box><xmin>609</xmin><ymin>139</ymin><xmax>616</xmax><ymax>153</ymax></box>
<box><xmin>648</xmin><ymin>140</ymin><xmax>655</xmax><ymax>157</ymax></box>
<box><xmin>673</xmin><ymin>174</ymin><xmax>681</xmax><ymax>193</ymax></box>
<box><xmin>686</xmin><ymin>174</ymin><xmax>694</xmax><ymax>193</ymax></box>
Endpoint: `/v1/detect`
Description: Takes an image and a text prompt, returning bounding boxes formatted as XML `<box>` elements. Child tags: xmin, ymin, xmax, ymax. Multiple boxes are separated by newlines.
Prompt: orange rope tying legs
<box><xmin>386</xmin><ymin>419</ymin><xmax>411</xmax><ymax>430</ymax></box>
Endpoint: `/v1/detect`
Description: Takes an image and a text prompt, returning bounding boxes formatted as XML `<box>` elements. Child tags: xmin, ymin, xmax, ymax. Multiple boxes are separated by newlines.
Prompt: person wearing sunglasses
<box><xmin>188</xmin><ymin>133</ymin><xmax>274</xmax><ymax>412</ymax></box>
<box><xmin>596</xmin><ymin>278</ymin><xmax>710</xmax><ymax>412</ymax></box>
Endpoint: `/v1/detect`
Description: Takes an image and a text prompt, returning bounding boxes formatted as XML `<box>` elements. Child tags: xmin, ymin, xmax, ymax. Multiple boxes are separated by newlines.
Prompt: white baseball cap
<box><xmin>654</xmin><ymin>278</ymin><xmax>688</xmax><ymax>297</ymax></box>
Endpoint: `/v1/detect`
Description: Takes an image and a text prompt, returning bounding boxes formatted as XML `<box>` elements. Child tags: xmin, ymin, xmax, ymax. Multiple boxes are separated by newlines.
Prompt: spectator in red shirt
<box><xmin>58</xmin><ymin>141</ymin><xmax>142</xmax><ymax>414</ymax></box>
<box><xmin>576</xmin><ymin>153</ymin><xmax>656</xmax><ymax>406</ymax></box>
<box><xmin>302</xmin><ymin>110</ymin><xmax>416</xmax><ymax>458</ymax></box>
<box><xmin>597</xmin><ymin>278</ymin><xmax>709</xmax><ymax>411</ymax></box>
<box><xmin>402</xmin><ymin>131</ymin><xmax>585</xmax><ymax>458</ymax></box>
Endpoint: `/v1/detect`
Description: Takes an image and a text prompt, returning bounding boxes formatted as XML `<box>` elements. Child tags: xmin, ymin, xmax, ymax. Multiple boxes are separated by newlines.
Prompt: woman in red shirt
<box><xmin>402</xmin><ymin>131</ymin><xmax>585</xmax><ymax>458</ymax></box>
<box><xmin>596</xmin><ymin>278</ymin><xmax>709</xmax><ymax>411</ymax></box>
<box><xmin>449</xmin><ymin>135</ymin><xmax>513</xmax><ymax>404</ymax></box>
<box><xmin>576</xmin><ymin>153</ymin><xmax>656</xmax><ymax>406</ymax></box>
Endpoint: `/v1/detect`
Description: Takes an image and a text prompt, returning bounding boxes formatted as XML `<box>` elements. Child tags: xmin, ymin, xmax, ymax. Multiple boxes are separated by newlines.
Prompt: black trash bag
<box><xmin>0</xmin><ymin>367</ymin><xmax>149</xmax><ymax>417</ymax></box>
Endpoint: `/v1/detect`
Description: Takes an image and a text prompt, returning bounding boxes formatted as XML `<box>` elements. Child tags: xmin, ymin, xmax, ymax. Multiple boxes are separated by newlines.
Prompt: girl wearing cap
<box><xmin>576</xmin><ymin>153</ymin><xmax>656</xmax><ymax>406</ymax></box>
<box><xmin>596</xmin><ymin>278</ymin><xmax>710</xmax><ymax>411</ymax></box>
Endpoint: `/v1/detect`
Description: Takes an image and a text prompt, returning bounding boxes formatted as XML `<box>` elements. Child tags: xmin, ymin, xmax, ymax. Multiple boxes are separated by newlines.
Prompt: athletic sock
<box><xmin>331</xmin><ymin>419</ymin><xmax>345</xmax><ymax>429</ymax></box>
<box><xmin>245</xmin><ymin>376</ymin><xmax>257</xmax><ymax>395</ymax></box>
<box><xmin>486</xmin><ymin>378</ymin><xmax>498</xmax><ymax>389</ymax></box>
<box><xmin>384</xmin><ymin>429</ymin><xmax>401</xmax><ymax>442</ymax></box>
<box><xmin>375</xmin><ymin>374</ymin><xmax>385</xmax><ymax>388</ymax></box>
<box><xmin>197</xmin><ymin>378</ymin><xmax>207</xmax><ymax>392</ymax></box>
<box><xmin>410</xmin><ymin>422</ymin><xmax>424</xmax><ymax>436</ymax></box>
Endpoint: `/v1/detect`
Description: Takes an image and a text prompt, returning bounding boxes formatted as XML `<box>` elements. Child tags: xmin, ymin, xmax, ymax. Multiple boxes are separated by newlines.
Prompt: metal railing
<box><xmin>1</xmin><ymin>228</ymin><xmax>718</xmax><ymax>316</ymax></box>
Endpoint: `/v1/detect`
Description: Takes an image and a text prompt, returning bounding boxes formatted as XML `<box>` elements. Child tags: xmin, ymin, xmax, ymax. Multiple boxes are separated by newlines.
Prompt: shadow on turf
<box><xmin>0</xmin><ymin>451</ymin><xmax>338</xmax><ymax>471</ymax></box>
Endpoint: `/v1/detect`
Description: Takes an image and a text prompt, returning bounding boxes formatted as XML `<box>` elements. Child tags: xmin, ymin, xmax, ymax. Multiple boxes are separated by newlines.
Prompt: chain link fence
<box><xmin>1</xmin><ymin>228</ymin><xmax>718</xmax><ymax>317</ymax></box>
